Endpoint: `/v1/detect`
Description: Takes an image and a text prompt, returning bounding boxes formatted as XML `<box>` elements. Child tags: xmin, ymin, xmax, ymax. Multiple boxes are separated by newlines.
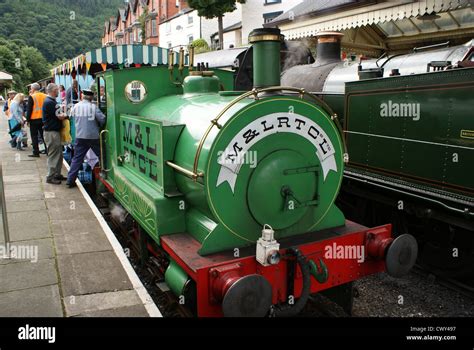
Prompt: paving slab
<box><xmin>7</xmin><ymin>210</ymin><xmax>51</xmax><ymax>241</ymax></box>
<box><xmin>0</xmin><ymin>237</ymin><xmax>54</xmax><ymax>264</ymax></box>
<box><xmin>4</xmin><ymin>186</ymin><xmax>44</xmax><ymax>201</ymax></box>
<box><xmin>46</xmin><ymin>199</ymin><xmax>96</xmax><ymax>221</ymax></box>
<box><xmin>4</xmin><ymin>183</ymin><xmax>42</xmax><ymax>196</ymax></box>
<box><xmin>57</xmin><ymin>251</ymin><xmax>133</xmax><ymax>296</ymax></box>
<box><xmin>0</xmin><ymin>259</ymin><xmax>58</xmax><ymax>293</ymax></box>
<box><xmin>55</xmin><ymin>229</ymin><xmax>112</xmax><ymax>256</ymax></box>
<box><xmin>43</xmin><ymin>188</ymin><xmax>87</xmax><ymax>202</ymax></box>
<box><xmin>0</xmin><ymin>285</ymin><xmax>63</xmax><ymax>317</ymax></box>
<box><xmin>76</xmin><ymin>304</ymin><xmax>149</xmax><ymax>317</ymax></box>
<box><xmin>6</xmin><ymin>200</ymin><xmax>46</xmax><ymax>213</ymax></box>
<box><xmin>64</xmin><ymin>290</ymin><xmax>141</xmax><ymax>316</ymax></box>
<box><xmin>3</xmin><ymin>174</ymin><xmax>41</xmax><ymax>184</ymax></box>
<box><xmin>50</xmin><ymin>219</ymin><xmax>106</xmax><ymax>237</ymax></box>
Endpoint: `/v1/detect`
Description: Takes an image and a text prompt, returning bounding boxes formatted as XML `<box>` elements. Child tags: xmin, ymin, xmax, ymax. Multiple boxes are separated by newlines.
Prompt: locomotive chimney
<box><xmin>313</xmin><ymin>31</ymin><xmax>344</xmax><ymax>66</ymax></box>
<box><xmin>249</xmin><ymin>28</ymin><xmax>284</xmax><ymax>88</ymax></box>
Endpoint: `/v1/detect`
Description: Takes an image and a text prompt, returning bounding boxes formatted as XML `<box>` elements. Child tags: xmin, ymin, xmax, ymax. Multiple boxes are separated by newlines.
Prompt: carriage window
<box><xmin>125</xmin><ymin>80</ymin><xmax>147</xmax><ymax>104</ymax></box>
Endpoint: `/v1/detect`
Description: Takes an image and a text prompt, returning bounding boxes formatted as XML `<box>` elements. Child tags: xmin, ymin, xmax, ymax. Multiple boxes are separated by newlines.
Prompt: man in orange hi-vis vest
<box><xmin>26</xmin><ymin>83</ymin><xmax>47</xmax><ymax>157</ymax></box>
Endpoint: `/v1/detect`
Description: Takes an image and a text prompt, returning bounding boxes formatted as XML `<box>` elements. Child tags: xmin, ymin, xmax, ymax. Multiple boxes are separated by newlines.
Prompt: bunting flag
<box><xmin>52</xmin><ymin>45</ymin><xmax>187</xmax><ymax>76</ymax></box>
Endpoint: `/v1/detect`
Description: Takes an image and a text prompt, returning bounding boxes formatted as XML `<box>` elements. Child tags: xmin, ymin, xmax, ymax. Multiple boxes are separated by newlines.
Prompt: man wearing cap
<box><xmin>43</xmin><ymin>83</ymin><xmax>67</xmax><ymax>185</ymax></box>
<box><xmin>26</xmin><ymin>83</ymin><xmax>47</xmax><ymax>157</ymax></box>
<box><xmin>66</xmin><ymin>88</ymin><xmax>106</xmax><ymax>188</ymax></box>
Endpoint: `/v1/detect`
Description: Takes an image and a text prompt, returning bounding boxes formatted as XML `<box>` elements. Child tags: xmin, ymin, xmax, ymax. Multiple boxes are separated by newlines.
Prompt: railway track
<box><xmin>412</xmin><ymin>265</ymin><xmax>474</xmax><ymax>300</ymax></box>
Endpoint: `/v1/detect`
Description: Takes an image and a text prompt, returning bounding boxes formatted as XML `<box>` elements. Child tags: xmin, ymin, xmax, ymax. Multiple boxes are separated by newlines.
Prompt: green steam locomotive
<box><xmin>92</xmin><ymin>28</ymin><xmax>416</xmax><ymax>317</ymax></box>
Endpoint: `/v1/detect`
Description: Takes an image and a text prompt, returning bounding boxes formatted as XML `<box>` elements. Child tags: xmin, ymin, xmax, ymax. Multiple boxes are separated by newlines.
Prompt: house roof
<box><xmin>159</xmin><ymin>8</ymin><xmax>194</xmax><ymax>24</ymax></box>
<box><xmin>211</xmin><ymin>21</ymin><xmax>242</xmax><ymax>38</ymax></box>
<box><xmin>118</xmin><ymin>7</ymin><xmax>127</xmax><ymax>22</ymax></box>
<box><xmin>267</xmin><ymin>0</ymin><xmax>473</xmax><ymax>40</ymax></box>
<box><xmin>0</xmin><ymin>71</ymin><xmax>13</xmax><ymax>83</ymax></box>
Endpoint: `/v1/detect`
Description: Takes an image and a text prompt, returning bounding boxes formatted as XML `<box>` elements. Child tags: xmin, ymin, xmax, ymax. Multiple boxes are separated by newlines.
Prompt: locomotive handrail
<box><xmin>166</xmin><ymin>161</ymin><xmax>203</xmax><ymax>180</ymax></box>
<box><xmin>192</xmin><ymin>86</ymin><xmax>349</xmax><ymax>179</ymax></box>
<box><xmin>413</xmin><ymin>41</ymin><xmax>450</xmax><ymax>53</ymax></box>
<box><xmin>99</xmin><ymin>129</ymin><xmax>111</xmax><ymax>173</ymax></box>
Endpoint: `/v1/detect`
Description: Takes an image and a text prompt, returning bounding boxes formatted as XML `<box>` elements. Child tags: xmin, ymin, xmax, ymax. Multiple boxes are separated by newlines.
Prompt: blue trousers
<box><xmin>67</xmin><ymin>138</ymin><xmax>100</xmax><ymax>183</ymax></box>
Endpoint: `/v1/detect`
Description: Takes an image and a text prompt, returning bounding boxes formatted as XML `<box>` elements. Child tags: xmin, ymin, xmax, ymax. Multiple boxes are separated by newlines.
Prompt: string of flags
<box><xmin>50</xmin><ymin>45</ymin><xmax>187</xmax><ymax>77</ymax></box>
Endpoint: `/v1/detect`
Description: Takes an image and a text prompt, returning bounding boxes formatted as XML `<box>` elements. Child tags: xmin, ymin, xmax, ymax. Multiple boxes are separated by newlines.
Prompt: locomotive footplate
<box><xmin>161</xmin><ymin>220</ymin><xmax>415</xmax><ymax>317</ymax></box>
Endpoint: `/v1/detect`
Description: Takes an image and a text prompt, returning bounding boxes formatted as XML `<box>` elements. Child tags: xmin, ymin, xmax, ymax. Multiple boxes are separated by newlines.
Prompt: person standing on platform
<box><xmin>4</xmin><ymin>90</ymin><xmax>17</xmax><ymax>148</ymax></box>
<box><xmin>66</xmin><ymin>80</ymin><xmax>81</xmax><ymax>109</ymax></box>
<box><xmin>3</xmin><ymin>90</ymin><xmax>16</xmax><ymax>118</ymax></box>
<box><xmin>42</xmin><ymin>83</ymin><xmax>67</xmax><ymax>185</ymax></box>
<box><xmin>26</xmin><ymin>83</ymin><xmax>47</xmax><ymax>157</ymax></box>
<box><xmin>9</xmin><ymin>93</ymin><xmax>27</xmax><ymax>151</ymax></box>
<box><xmin>66</xmin><ymin>89</ymin><xmax>105</xmax><ymax>188</ymax></box>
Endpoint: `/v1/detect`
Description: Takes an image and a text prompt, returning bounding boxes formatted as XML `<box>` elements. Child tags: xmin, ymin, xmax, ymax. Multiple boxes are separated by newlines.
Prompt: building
<box><xmin>240</xmin><ymin>0</ymin><xmax>303</xmax><ymax>45</ymax></box>
<box><xmin>266</xmin><ymin>0</ymin><xmax>474</xmax><ymax>57</ymax></box>
<box><xmin>159</xmin><ymin>0</ymin><xmax>301</xmax><ymax>49</ymax></box>
<box><xmin>102</xmin><ymin>0</ymin><xmax>185</xmax><ymax>47</ymax></box>
<box><xmin>209</xmin><ymin>22</ymin><xmax>243</xmax><ymax>49</ymax></box>
<box><xmin>159</xmin><ymin>5</ymin><xmax>243</xmax><ymax>49</ymax></box>
<box><xmin>159</xmin><ymin>8</ymin><xmax>200</xmax><ymax>48</ymax></box>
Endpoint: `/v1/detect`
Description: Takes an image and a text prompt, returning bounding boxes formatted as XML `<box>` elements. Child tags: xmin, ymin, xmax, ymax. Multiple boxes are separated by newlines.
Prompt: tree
<box><xmin>139</xmin><ymin>7</ymin><xmax>149</xmax><ymax>45</ymax></box>
<box><xmin>188</xmin><ymin>0</ymin><xmax>245</xmax><ymax>50</ymax></box>
<box><xmin>191</xmin><ymin>38</ymin><xmax>210</xmax><ymax>54</ymax></box>
<box><xmin>0</xmin><ymin>0</ymin><xmax>124</xmax><ymax>62</ymax></box>
<box><xmin>0</xmin><ymin>39</ymin><xmax>50</xmax><ymax>92</ymax></box>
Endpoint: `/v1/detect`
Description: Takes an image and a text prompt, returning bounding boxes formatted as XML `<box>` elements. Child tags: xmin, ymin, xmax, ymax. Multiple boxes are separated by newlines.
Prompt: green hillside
<box><xmin>0</xmin><ymin>0</ymin><xmax>124</xmax><ymax>90</ymax></box>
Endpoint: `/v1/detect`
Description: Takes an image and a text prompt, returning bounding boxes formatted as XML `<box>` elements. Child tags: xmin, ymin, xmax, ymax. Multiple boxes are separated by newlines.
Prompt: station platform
<box><xmin>0</xmin><ymin>113</ymin><xmax>160</xmax><ymax>317</ymax></box>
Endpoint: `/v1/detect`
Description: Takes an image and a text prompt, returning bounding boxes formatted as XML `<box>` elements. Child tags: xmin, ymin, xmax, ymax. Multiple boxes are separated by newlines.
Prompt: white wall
<box><xmin>222</xmin><ymin>29</ymin><xmax>242</xmax><ymax>49</ymax></box>
<box><xmin>159</xmin><ymin>10</ymin><xmax>201</xmax><ymax>48</ymax></box>
<box><xmin>159</xmin><ymin>7</ymin><xmax>242</xmax><ymax>49</ymax></box>
<box><xmin>159</xmin><ymin>1</ymin><xmax>302</xmax><ymax>49</ymax></box>
<box><xmin>201</xmin><ymin>4</ymin><xmax>242</xmax><ymax>48</ymax></box>
<box><xmin>241</xmin><ymin>0</ymin><xmax>303</xmax><ymax>45</ymax></box>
